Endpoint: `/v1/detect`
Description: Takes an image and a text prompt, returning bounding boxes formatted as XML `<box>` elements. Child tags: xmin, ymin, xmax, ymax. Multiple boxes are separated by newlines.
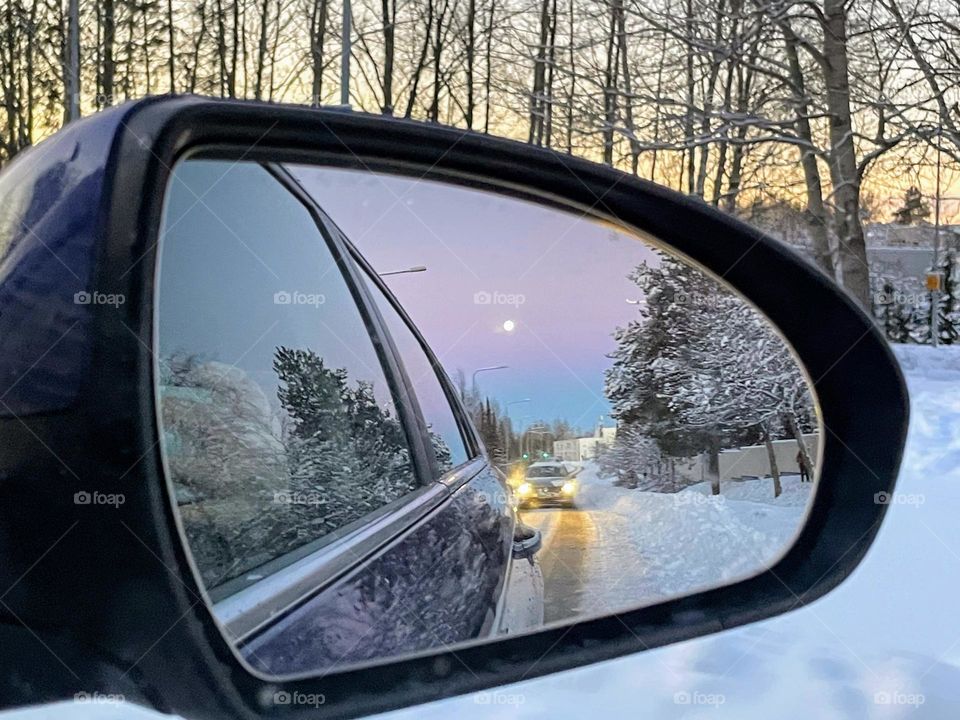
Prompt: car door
<box><xmin>155</xmin><ymin>158</ymin><xmax>515</xmax><ymax>677</ymax></box>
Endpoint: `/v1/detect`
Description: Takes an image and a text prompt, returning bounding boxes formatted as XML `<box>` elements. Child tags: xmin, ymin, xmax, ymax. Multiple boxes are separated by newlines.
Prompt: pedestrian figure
<box><xmin>796</xmin><ymin>450</ymin><xmax>810</xmax><ymax>482</ymax></box>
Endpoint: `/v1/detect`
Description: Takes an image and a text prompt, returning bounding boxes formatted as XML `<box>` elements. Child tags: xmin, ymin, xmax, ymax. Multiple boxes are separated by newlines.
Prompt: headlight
<box><xmin>561</xmin><ymin>482</ymin><xmax>575</xmax><ymax>495</ymax></box>
<box><xmin>517</xmin><ymin>482</ymin><xmax>532</xmax><ymax>496</ymax></box>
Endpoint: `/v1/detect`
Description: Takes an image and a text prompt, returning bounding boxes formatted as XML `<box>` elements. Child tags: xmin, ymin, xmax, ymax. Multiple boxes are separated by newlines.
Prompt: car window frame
<box><xmin>157</xmin><ymin>157</ymin><xmax>463</xmax><ymax>641</ymax></box>
<box><xmin>273</xmin><ymin>166</ymin><xmax>483</xmax><ymax>486</ymax></box>
<box><xmin>350</xmin><ymin>259</ymin><xmax>481</xmax><ymax>474</ymax></box>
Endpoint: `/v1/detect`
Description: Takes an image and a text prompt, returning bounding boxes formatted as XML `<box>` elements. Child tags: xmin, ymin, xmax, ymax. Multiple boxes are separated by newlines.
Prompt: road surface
<box><xmin>518</xmin><ymin>479</ymin><xmax>651</xmax><ymax>624</ymax></box>
<box><xmin>520</xmin><ymin>508</ymin><xmax>598</xmax><ymax>623</ymax></box>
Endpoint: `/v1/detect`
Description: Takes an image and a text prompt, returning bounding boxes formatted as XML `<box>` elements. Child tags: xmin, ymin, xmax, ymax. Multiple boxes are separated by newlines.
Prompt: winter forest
<box><xmin>9</xmin><ymin>0</ymin><xmax>960</xmax><ymax>505</ymax></box>
<box><xmin>3</xmin><ymin>0</ymin><xmax>960</xmax><ymax>317</ymax></box>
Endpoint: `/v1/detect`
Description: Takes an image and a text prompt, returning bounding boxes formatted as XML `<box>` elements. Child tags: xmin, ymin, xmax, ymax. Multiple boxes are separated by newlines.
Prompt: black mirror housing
<box><xmin>0</xmin><ymin>95</ymin><xmax>908</xmax><ymax>719</ymax></box>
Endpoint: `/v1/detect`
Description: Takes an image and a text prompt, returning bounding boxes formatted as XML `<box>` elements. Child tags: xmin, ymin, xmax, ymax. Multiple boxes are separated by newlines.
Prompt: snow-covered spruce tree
<box><xmin>935</xmin><ymin>252</ymin><xmax>960</xmax><ymax>345</ymax></box>
<box><xmin>606</xmin><ymin>257</ymin><xmax>719</xmax><ymax>458</ymax></box>
<box><xmin>874</xmin><ymin>279</ymin><xmax>915</xmax><ymax>344</ymax></box>
<box><xmin>598</xmin><ymin>425</ymin><xmax>670</xmax><ymax>490</ymax></box>
<box><xmin>670</xmin><ymin>292</ymin><xmax>817</xmax><ymax>497</ymax></box>
<box><xmin>274</xmin><ymin>346</ymin><xmax>416</xmax><ymax>545</ymax></box>
<box><xmin>892</xmin><ymin>186</ymin><xmax>931</xmax><ymax>225</ymax></box>
<box><xmin>476</xmin><ymin>398</ymin><xmax>506</xmax><ymax>466</ymax></box>
<box><xmin>606</xmin><ymin>254</ymin><xmax>817</xmax><ymax>498</ymax></box>
<box><xmin>871</xmin><ymin>253</ymin><xmax>960</xmax><ymax>346</ymax></box>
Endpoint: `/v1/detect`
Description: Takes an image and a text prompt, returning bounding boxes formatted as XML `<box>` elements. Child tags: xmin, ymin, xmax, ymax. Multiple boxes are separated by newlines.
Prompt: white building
<box><xmin>553</xmin><ymin>424</ymin><xmax>617</xmax><ymax>462</ymax></box>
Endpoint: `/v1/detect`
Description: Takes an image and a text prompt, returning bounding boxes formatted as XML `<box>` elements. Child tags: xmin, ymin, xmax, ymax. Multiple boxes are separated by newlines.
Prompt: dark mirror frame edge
<box><xmin>8</xmin><ymin>95</ymin><xmax>908</xmax><ymax>720</ymax></box>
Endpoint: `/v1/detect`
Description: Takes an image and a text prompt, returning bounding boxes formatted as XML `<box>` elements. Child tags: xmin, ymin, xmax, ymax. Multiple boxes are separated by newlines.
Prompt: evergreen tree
<box><xmin>892</xmin><ymin>186</ymin><xmax>931</xmax><ymax>225</ymax></box>
<box><xmin>605</xmin><ymin>254</ymin><xmax>816</xmax><ymax>496</ymax></box>
<box><xmin>273</xmin><ymin>345</ymin><xmax>416</xmax><ymax>537</ymax></box>
<box><xmin>936</xmin><ymin>252</ymin><xmax>960</xmax><ymax>345</ymax></box>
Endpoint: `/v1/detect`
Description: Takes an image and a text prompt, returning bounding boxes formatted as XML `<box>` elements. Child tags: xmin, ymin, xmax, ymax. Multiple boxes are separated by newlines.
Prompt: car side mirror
<box><xmin>513</xmin><ymin>524</ymin><xmax>542</xmax><ymax>559</ymax></box>
<box><xmin>0</xmin><ymin>96</ymin><xmax>907</xmax><ymax>720</ymax></box>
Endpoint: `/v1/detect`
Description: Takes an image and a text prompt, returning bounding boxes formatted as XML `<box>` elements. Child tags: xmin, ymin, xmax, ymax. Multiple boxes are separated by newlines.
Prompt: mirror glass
<box><xmin>155</xmin><ymin>157</ymin><xmax>820</xmax><ymax>678</ymax></box>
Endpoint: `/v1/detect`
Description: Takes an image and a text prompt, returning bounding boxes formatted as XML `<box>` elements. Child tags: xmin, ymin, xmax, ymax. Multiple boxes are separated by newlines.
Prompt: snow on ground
<box><xmin>569</xmin><ymin>461</ymin><xmax>811</xmax><ymax>614</ymax></box>
<box><xmin>374</xmin><ymin>344</ymin><xmax>960</xmax><ymax>720</ymax></box>
<box><xmin>9</xmin><ymin>345</ymin><xmax>960</xmax><ymax>719</ymax></box>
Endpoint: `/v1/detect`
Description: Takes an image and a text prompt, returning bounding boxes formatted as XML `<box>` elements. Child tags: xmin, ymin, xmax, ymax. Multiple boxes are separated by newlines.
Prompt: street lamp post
<box><xmin>379</xmin><ymin>265</ymin><xmax>427</xmax><ymax>277</ymax></box>
<box><xmin>471</xmin><ymin>365</ymin><xmax>508</xmax><ymax>396</ymax></box>
<box><xmin>340</xmin><ymin>0</ymin><xmax>351</xmax><ymax>107</ymax></box>
<box><xmin>932</xmin><ymin>122</ymin><xmax>943</xmax><ymax>348</ymax></box>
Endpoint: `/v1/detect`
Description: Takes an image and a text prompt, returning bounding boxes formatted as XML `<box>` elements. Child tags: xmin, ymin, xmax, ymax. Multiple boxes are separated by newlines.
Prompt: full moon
<box><xmin>502</xmin><ymin>319</ymin><xmax>516</xmax><ymax>333</ymax></box>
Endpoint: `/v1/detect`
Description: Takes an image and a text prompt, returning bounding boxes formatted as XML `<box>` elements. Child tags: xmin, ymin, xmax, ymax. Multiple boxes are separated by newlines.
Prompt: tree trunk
<box><xmin>101</xmin><ymin>0</ymin><xmax>115</xmax><ymax>105</ymax></box>
<box><xmin>781</xmin><ymin>20</ymin><xmax>835</xmax><ymax>278</ymax></box>
<box><xmin>762</xmin><ymin>426</ymin><xmax>782</xmax><ymax>498</ymax></box>
<box><xmin>381</xmin><ymin>0</ymin><xmax>395</xmax><ymax>114</ymax></box>
<box><xmin>483</xmin><ymin>0</ymin><xmax>495</xmax><ymax>133</ymax></box>
<box><xmin>601</xmin><ymin>2</ymin><xmax>618</xmax><ymax>165</ymax></box>
<box><xmin>543</xmin><ymin>0</ymin><xmax>558</xmax><ymax>147</ymax></box>
<box><xmin>64</xmin><ymin>0</ymin><xmax>81</xmax><ymax>122</ymax></box>
<box><xmin>694</xmin><ymin>0</ymin><xmax>727</xmax><ymax>198</ymax></box>
<box><xmin>167</xmin><ymin>0</ymin><xmax>176</xmax><ymax>91</ymax></box>
<box><xmin>528</xmin><ymin>0</ymin><xmax>550</xmax><ymax>144</ymax></box>
<box><xmin>464</xmin><ymin>0</ymin><xmax>475</xmax><ymax>126</ymax></box>
<box><xmin>564</xmin><ymin>0</ymin><xmax>574</xmax><ymax>153</ymax></box>
<box><xmin>707</xmin><ymin>435</ymin><xmax>720</xmax><ymax>495</ymax></box>
<box><xmin>614</xmin><ymin>0</ymin><xmax>639</xmax><ymax>173</ymax></box>
<box><xmin>404</xmin><ymin>0</ymin><xmax>434</xmax><ymax>118</ymax></box>
<box><xmin>683</xmin><ymin>0</ymin><xmax>695</xmax><ymax>194</ymax></box>
<box><xmin>254</xmin><ymin>0</ymin><xmax>270</xmax><ymax>99</ymax></box>
<box><xmin>822</xmin><ymin>0</ymin><xmax>870</xmax><ymax>308</ymax></box>
<box><xmin>310</xmin><ymin>0</ymin><xmax>328</xmax><ymax>106</ymax></box>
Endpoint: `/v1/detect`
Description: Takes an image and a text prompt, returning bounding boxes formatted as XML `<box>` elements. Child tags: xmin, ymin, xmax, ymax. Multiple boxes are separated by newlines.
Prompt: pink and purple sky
<box><xmin>294</xmin><ymin>166</ymin><xmax>661</xmax><ymax>431</ymax></box>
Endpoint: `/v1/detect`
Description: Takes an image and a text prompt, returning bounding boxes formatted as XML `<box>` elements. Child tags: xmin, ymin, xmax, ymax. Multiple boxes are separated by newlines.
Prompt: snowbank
<box><xmin>574</xmin><ymin>463</ymin><xmax>811</xmax><ymax>613</ymax></box>
<box><xmin>893</xmin><ymin>343</ymin><xmax>960</xmax><ymax>381</ymax></box>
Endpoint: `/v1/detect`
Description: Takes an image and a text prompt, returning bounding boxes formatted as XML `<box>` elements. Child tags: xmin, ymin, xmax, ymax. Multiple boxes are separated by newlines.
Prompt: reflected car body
<box><xmin>517</xmin><ymin>462</ymin><xmax>578</xmax><ymax>508</ymax></box>
<box><xmin>0</xmin><ymin>108</ymin><xmax>544</xmax><ymax>682</ymax></box>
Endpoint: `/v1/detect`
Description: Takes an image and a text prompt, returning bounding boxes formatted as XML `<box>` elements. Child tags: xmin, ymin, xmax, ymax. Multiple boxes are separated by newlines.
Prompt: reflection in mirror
<box><xmin>155</xmin><ymin>158</ymin><xmax>819</xmax><ymax>679</ymax></box>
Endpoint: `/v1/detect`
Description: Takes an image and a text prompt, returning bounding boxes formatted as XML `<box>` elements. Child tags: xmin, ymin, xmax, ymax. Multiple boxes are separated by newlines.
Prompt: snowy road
<box><xmin>521</xmin><ymin>508</ymin><xmax>599</xmax><ymax>623</ymax></box>
<box><xmin>519</xmin><ymin>462</ymin><xmax>812</xmax><ymax>625</ymax></box>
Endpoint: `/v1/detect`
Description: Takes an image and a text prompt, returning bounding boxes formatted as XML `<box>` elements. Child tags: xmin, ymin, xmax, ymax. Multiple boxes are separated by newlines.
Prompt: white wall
<box><xmin>718</xmin><ymin>433</ymin><xmax>819</xmax><ymax>482</ymax></box>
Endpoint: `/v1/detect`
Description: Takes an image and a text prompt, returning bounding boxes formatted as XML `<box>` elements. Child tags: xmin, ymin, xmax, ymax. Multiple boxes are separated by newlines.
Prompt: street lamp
<box><xmin>379</xmin><ymin>265</ymin><xmax>427</xmax><ymax>277</ymax></box>
<box><xmin>471</xmin><ymin>365</ymin><xmax>508</xmax><ymax>395</ymax></box>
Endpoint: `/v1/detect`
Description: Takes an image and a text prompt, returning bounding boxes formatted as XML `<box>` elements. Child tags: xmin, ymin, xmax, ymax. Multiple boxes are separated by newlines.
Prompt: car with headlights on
<box><xmin>517</xmin><ymin>462</ymin><xmax>580</xmax><ymax>508</ymax></box>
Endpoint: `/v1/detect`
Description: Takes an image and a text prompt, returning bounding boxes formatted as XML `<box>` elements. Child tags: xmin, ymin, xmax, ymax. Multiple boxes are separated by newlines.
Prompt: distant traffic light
<box><xmin>541</xmin><ymin>451</ymin><xmax>549</xmax><ymax>458</ymax></box>
<box><xmin>522</xmin><ymin>453</ymin><xmax>529</xmax><ymax>460</ymax></box>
